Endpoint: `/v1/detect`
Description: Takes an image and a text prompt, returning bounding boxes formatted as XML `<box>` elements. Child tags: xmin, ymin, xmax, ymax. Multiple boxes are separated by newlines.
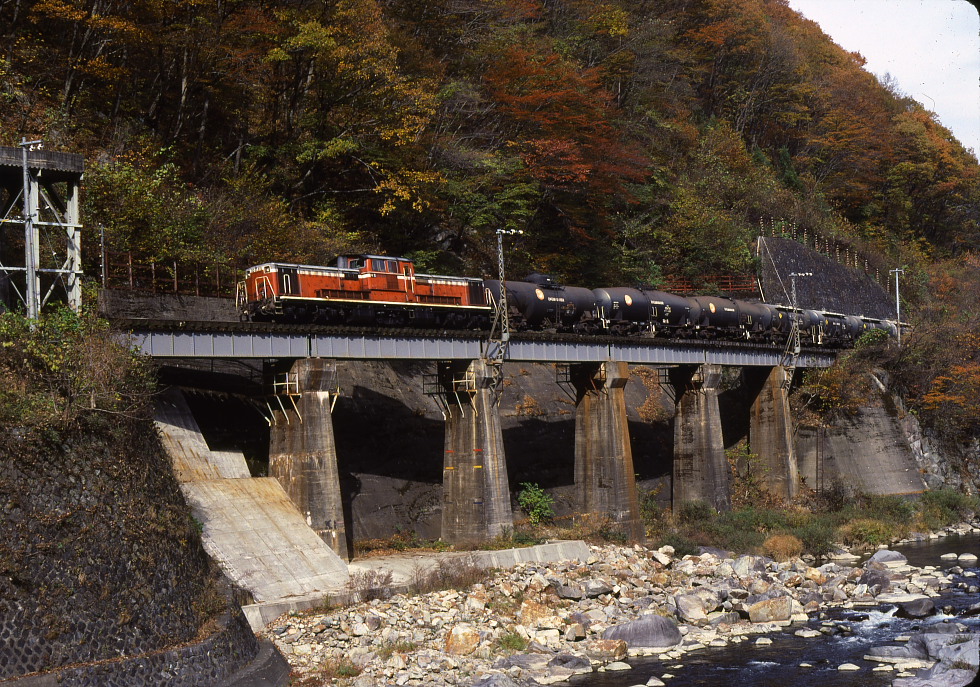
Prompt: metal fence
<box><xmin>101</xmin><ymin>250</ymin><xmax>241</xmax><ymax>298</ymax></box>
<box><xmin>661</xmin><ymin>275</ymin><xmax>760</xmax><ymax>296</ymax></box>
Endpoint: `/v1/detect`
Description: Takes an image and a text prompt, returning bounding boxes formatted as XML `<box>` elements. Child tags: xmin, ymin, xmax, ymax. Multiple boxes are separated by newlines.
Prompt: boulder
<box><xmin>585</xmin><ymin>579</ymin><xmax>615</xmax><ymax>598</ymax></box>
<box><xmin>896</xmin><ymin>598</ymin><xmax>936</xmax><ymax>619</ymax></box>
<box><xmin>584</xmin><ymin>638</ymin><xmax>628</xmax><ymax>661</ymax></box>
<box><xmin>732</xmin><ymin>555</ymin><xmax>764</xmax><ymax>578</ymax></box>
<box><xmin>858</xmin><ymin>567</ymin><xmax>892</xmax><ymax>595</ymax></box>
<box><xmin>446</xmin><ymin>624</ymin><xmax>481</xmax><ymax>655</ymax></box>
<box><xmin>867</xmin><ymin>549</ymin><xmax>908</xmax><ymax>568</ymax></box>
<box><xmin>892</xmin><ymin>634</ymin><xmax>980</xmax><ymax>687</ymax></box>
<box><xmin>518</xmin><ymin>600</ymin><xmax>562</xmax><ymax>629</ymax></box>
<box><xmin>555</xmin><ymin>584</ymin><xmax>584</xmax><ymax>600</ymax></box>
<box><xmin>564</xmin><ymin>623</ymin><xmax>586</xmax><ymax>641</ymax></box>
<box><xmin>747</xmin><ymin>596</ymin><xmax>793</xmax><ymax>623</ymax></box>
<box><xmin>495</xmin><ymin>654</ymin><xmax>550</xmax><ymax>671</ymax></box>
<box><xmin>674</xmin><ymin>593</ymin><xmax>707</xmax><ymax>623</ymax></box>
<box><xmin>601</xmin><ymin>615</ymin><xmax>682</xmax><ymax>648</ymax></box>
<box><xmin>547</xmin><ymin>653</ymin><xmax>592</xmax><ymax>673</ymax></box>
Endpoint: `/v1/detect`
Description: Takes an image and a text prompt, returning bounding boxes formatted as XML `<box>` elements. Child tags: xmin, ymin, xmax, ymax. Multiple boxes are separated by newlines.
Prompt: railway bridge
<box><xmin>123</xmin><ymin>317</ymin><xmax>836</xmax><ymax>558</ymax></box>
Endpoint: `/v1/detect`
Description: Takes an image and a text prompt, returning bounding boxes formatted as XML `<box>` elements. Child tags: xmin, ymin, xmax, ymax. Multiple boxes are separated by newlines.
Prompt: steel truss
<box><xmin>0</xmin><ymin>143</ymin><xmax>84</xmax><ymax>316</ymax></box>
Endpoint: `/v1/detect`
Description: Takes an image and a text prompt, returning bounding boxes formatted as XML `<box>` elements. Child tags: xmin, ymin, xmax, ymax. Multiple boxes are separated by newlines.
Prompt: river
<box><xmin>572</xmin><ymin>534</ymin><xmax>980</xmax><ymax>687</ymax></box>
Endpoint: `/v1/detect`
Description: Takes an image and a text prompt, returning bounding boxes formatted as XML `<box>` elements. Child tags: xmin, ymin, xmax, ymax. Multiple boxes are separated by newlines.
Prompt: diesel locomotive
<box><xmin>237</xmin><ymin>254</ymin><xmax>896</xmax><ymax>347</ymax></box>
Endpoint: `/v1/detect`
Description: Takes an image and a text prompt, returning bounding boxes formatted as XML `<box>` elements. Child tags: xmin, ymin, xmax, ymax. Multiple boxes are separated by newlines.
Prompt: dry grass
<box><xmin>762</xmin><ymin>533</ymin><xmax>803</xmax><ymax>561</ymax></box>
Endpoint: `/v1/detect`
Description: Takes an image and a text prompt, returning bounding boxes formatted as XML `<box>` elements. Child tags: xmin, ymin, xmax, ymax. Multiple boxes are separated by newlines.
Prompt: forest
<box><xmin>2</xmin><ymin>0</ymin><xmax>980</xmax><ymax>446</ymax></box>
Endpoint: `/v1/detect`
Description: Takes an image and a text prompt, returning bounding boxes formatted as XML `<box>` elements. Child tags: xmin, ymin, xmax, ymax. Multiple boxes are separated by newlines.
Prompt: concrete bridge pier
<box><xmin>268</xmin><ymin>358</ymin><xmax>350</xmax><ymax>561</ymax></box>
<box><xmin>670</xmin><ymin>364</ymin><xmax>731</xmax><ymax>511</ymax></box>
<box><xmin>437</xmin><ymin>359</ymin><xmax>513</xmax><ymax>545</ymax></box>
<box><xmin>743</xmin><ymin>365</ymin><xmax>799</xmax><ymax>500</ymax></box>
<box><xmin>569</xmin><ymin>361</ymin><xmax>643</xmax><ymax>540</ymax></box>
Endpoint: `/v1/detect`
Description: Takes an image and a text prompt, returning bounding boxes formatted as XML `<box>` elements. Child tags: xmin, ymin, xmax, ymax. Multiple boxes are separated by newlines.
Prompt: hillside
<box><xmin>1</xmin><ymin>0</ymin><xmax>977</xmax><ymax>281</ymax></box>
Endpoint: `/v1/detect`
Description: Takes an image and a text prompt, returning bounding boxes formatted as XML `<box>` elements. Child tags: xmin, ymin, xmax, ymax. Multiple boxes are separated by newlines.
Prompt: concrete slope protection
<box><xmin>154</xmin><ymin>388</ymin><xmax>349</xmax><ymax>605</ymax></box>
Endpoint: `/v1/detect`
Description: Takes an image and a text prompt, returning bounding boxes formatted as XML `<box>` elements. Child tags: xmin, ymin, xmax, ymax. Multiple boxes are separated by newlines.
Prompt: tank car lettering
<box><xmin>547</xmin><ymin>296</ymin><xmax>566</xmax><ymax>303</ymax></box>
<box><xmin>724</xmin><ymin>307</ymin><xmax>736</xmax><ymax>312</ymax></box>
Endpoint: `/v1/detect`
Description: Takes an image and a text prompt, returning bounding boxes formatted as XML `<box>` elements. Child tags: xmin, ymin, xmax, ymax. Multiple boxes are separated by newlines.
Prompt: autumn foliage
<box><xmin>2</xmin><ymin>0</ymin><xmax>977</xmax><ymax>285</ymax></box>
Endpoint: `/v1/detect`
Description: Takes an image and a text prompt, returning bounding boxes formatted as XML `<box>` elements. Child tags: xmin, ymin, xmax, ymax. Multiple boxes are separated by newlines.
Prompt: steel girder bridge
<box><xmin>120</xmin><ymin>320</ymin><xmax>837</xmax><ymax>368</ymax></box>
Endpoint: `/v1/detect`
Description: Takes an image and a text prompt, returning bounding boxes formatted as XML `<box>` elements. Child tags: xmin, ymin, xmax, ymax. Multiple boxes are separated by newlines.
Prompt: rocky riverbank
<box><xmin>262</xmin><ymin>526</ymin><xmax>980</xmax><ymax>687</ymax></box>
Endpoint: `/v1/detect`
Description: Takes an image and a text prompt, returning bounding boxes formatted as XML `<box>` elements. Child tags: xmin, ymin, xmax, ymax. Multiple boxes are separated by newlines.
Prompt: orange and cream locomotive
<box><xmin>237</xmin><ymin>255</ymin><xmax>492</xmax><ymax>328</ymax></box>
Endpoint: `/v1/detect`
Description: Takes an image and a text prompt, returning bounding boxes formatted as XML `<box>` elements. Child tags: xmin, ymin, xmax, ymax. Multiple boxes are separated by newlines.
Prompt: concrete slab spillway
<box><xmin>179</xmin><ymin>477</ymin><xmax>349</xmax><ymax>601</ymax></box>
<box><xmin>154</xmin><ymin>388</ymin><xmax>348</xmax><ymax>613</ymax></box>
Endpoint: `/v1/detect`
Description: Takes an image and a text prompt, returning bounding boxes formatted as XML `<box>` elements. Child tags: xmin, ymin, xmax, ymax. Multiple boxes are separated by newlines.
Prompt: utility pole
<box><xmin>780</xmin><ymin>272</ymin><xmax>812</xmax><ymax>382</ymax></box>
<box><xmin>890</xmin><ymin>267</ymin><xmax>904</xmax><ymax>346</ymax></box>
<box><xmin>486</xmin><ymin>228</ymin><xmax>523</xmax><ymax>367</ymax></box>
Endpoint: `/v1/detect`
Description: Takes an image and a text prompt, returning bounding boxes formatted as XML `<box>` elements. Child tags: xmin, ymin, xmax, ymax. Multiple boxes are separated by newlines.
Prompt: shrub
<box><xmin>811</xmin><ymin>479</ymin><xmax>853</xmax><ymax>513</ymax></box>
<box><xmin>727</xmin><ymin>443</ymin><xmax>781</xmax><ymax>509</ymax></box>
<box><xmin>376</xmin><ymin>640</ymin><xmax>418</xmax><ymax>660</ymax></box>
<box><xmin>517</xmin><ymin>482</ymin><xmax>554</xmax><ymax>525</ymax></box>
<box><xmin>762</xmin><ymin>534</ymin><xmax>803</xmax><ymax>561</ymax></box>
<box><xmin>0</xmin><ymin>309</ymin><xmax>153</xmax><ymax>432</ymax></box>
<box><xmin>293</xmin><ymin>658</ymin><xmax>362</xmax><ymax>684</ymax></box>
<box><xmin>346</xmin><ymin>568</ymin><xmax>394</xmax><ymax>602</ymax></box>
<box><xmin>792</xmin><ymin>519</ymin><xmax>838</xmax><ymax>557</ymax></box>
<box><xmin>677</xmin><ymin>500</ymin><xmax>714</xmax><ymax>524</ymax></box>
<box><xmin>859</xmin><ymin>494</ymin><xmax>916</xmax><ymax>525</ymax></box>
<box><xmin>657</xmin><ymin>532</ymin><xmax>700</xmax><ymax>557</ymax></box>
<box><xmin>918</xmin><ymin>489</ymin><xmax>980</xmax><ymax>530</ymax></box>
<box><xmin>405</xmin><ymin>556</ymin><xmax>486</xmax><ymax>596</ymax></box>
<box><xmin>838</xmin><ymin>518</ymin><xmax>897</xmax><ymax>548</ymax></box>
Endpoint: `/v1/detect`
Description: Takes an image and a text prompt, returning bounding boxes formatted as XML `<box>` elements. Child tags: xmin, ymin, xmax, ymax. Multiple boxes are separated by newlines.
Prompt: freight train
<box><xmin>237</xmin><ymin>254</ymin><xmax>897</xmax><ymax>347</ymax></box>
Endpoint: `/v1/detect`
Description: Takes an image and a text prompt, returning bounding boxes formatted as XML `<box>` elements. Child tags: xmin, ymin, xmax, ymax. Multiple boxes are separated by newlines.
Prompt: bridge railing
<box><xmin>661</xmin><ymin>275</ymin><xmax>760</xmax><ymax>296</ymax></box>
<box><xmin>101</xmin><ymin>250</ymin><xmax>241</xmax><ymax>298</ymax></box>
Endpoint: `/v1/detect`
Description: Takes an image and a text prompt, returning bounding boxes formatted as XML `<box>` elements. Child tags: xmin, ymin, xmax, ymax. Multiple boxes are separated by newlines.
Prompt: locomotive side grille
<box><xmin>316</xmin><ymin>289</ymin><xmax>362</xmax><ymax>299</ymax></box>
<box><xmin>417</xmin><ymin>294</ymin><xmax>461</xmax><ymax>305</ymax></box>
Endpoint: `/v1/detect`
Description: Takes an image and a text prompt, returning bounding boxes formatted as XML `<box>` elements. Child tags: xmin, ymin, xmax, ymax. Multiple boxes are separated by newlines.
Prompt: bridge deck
<box><xmin>118</xmin><ymin>320</ymin><xmax>838</xmax><ymax>367</ymax></box>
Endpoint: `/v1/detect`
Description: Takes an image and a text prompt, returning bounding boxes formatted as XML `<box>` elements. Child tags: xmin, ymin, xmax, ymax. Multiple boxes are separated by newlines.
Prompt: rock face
<box><xmin>602</xmin><ymin>616</ymin><xmax>682</xmax><ymax>648</ymax></box>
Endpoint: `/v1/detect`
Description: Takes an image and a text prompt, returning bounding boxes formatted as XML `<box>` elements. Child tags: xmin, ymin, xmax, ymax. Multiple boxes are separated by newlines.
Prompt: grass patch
<box><xmin>376</xmin><ymin>640</ymin><xmax>418</xmax><ymax>660</ymax></box>
<box><xmin>496</xmin><ymin>631</ymin><xmax>529</xmax><ymax>653</ymax></box>
<box><xmin>641</xmin><ymin>488</ymin><xmax>977</xmax><ymax>558</ymax></box>
<box><xmin>292</xmin><ymin>657</ymin><xmax>362</xmax><ymax>685</ymax></box>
